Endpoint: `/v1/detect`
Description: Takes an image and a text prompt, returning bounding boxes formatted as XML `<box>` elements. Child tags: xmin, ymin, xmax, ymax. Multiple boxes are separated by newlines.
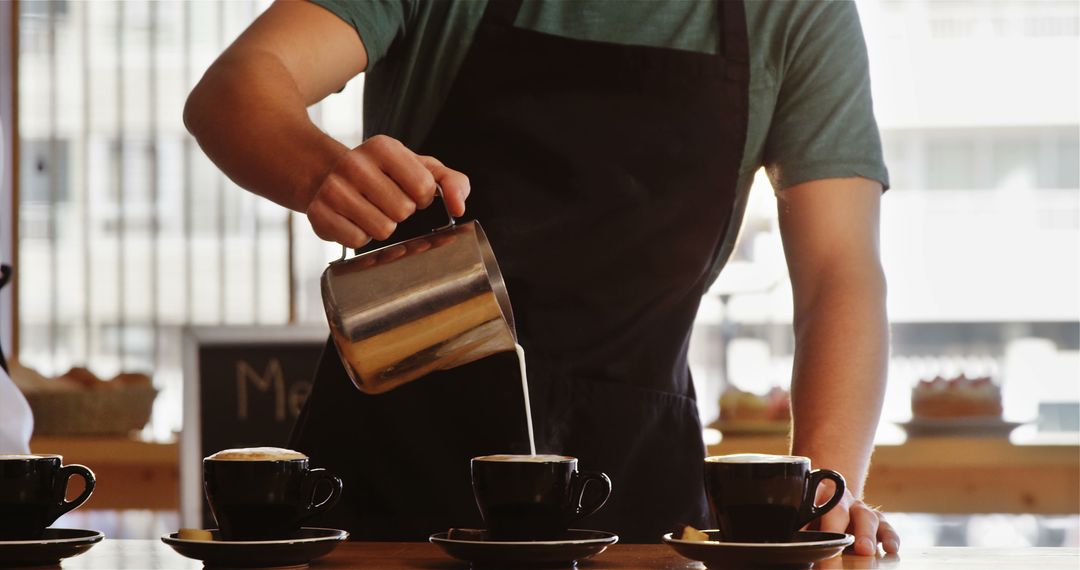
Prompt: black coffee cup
<box><xmin>0</xmin><ymin>454</ymin><xmax>96</xmax><ymax>540</ymax></box>
<box><xmin>704</xmin><ymin>454</ymin><xmax>845</xmax><ymax>543</ymax></box>
<box><xmin>203</xmin><ymin>449</ymin><xmax>343</xmax><ymax>541</ymax></box>
<box><xmin>471</xmin><ymin>454</ymin><xmax>612</xmax><ymax>540</ymax></box>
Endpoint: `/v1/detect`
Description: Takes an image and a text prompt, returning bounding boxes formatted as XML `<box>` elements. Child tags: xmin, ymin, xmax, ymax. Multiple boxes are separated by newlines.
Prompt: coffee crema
<box><xmin>473</xmin><ymin>454</ymin><xmax>573</xmax><ymax>463</ymax></box>
<box><xmin>206</xmin><ymin>447</ymin><xmax>307</xmax><ymax>461</ymax></box>
<box><xmin>706</xmin><ymin>454</ymin><xmax>809</xmax><ymax>464</ymax></box>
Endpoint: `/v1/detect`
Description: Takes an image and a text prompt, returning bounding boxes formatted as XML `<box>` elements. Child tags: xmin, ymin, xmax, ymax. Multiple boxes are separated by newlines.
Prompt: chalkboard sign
<box><xmin>180</xmin><ymin>325</ymin><xmax>329</xmax><ymax>528</ymax></box>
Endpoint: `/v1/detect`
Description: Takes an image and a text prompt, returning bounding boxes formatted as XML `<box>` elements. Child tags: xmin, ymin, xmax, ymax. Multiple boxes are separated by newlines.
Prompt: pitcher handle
<box><xmin>335</xmin><ymin>185</ymin><xmax>456</xmax><ymax>262</ymax></box>
<box><xmin>431</xmin><ymin>185</ymin><xmax>457</xmax><ymax>231</ymax></box>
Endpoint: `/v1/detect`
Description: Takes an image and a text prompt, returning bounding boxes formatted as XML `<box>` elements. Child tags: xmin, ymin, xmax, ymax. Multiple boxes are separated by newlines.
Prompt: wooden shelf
<box><xmin>708</xmin><ymin>434</ymin><xmax>1080</xmax><ymax>514</ymax></box>
<box><xmin>31</xmin><ymin>436</ymin><xmax>179</xmax><ymax>510</ymax></box>
<box><xmin>31</xmin><ymin>433</ymin><xmax>1079</xmax><ymax>514</ymax></box>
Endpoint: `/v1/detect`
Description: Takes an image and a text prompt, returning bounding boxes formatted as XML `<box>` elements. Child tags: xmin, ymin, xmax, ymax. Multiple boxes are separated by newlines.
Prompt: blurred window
<box><xmin>692</xmin><ymin>0</ymin><xmax>1080</xmax><ymax>442</ymax></box>
<box><xmin>14</xmin><ymin>0</ymin><xmax>351</xmax><ymax>438</ymax></box>
<box><xmin>927</xmin><ymin>139</ymin><xmax>980</xmax><ymax>190</ymax></box>
<box><xmin>13</xmin><ymin>0</ymin><xmax>1080</xmax><ymax>441</ymax></box>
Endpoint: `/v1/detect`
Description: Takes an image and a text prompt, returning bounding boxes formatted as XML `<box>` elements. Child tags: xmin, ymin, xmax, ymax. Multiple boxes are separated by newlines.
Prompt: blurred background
<box><xmin>2</xmin><ymin>0</ymin><xmax>1077</xmax><ymax>546</ymax></box>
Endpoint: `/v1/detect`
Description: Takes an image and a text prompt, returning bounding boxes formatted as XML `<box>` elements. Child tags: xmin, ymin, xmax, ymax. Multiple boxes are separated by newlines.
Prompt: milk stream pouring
<box><xmin>515</xmin><ymin>343</ymin><xmax>537</xmax><ymax>456</ymax></box>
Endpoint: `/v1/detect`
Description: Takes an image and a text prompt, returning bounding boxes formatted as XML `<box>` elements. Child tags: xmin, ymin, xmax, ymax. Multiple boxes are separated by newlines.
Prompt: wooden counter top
<box><xmin>54</xmin><ymin>540</ymin><xmax>1079</xmax><ymax>569</ymax></box>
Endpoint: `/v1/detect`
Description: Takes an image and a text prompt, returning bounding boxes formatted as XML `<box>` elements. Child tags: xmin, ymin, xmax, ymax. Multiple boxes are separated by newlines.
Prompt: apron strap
<box><xmin>480</xmin><ymin>0</ymin><xmax>524</xmax><ymax>29</ymax></box>
<box><xmin>720</xmin><ymin>0</ymin><xmax>749</xmax><ymax>81</ymax></box>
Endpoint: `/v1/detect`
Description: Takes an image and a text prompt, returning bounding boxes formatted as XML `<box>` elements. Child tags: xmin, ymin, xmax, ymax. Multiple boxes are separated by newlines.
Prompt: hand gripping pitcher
<box><xmin>320</xmin><ymin>195</ymin><xmax>517</xmax><ymax>394</ymax></box>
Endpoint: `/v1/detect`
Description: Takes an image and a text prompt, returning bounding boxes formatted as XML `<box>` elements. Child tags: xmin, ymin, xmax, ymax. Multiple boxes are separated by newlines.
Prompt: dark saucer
<box><xmin>429</xmin><ymin>528</ymin><xmax>618</xmax><ymax>568</ymax></box>
<box><xmin>0</xmin><ymin>528</ymin><xmax>104</xmax><ymax>568</ymax></box>
<box><xmin>161</xmin><ymin>527</ymin><xmax>348</xmax><ymax>568</ymax></box>
<box><xmin>662</xmin><ymin>530</ymin><xmax>854</xmax><ymax>569</ymax></box>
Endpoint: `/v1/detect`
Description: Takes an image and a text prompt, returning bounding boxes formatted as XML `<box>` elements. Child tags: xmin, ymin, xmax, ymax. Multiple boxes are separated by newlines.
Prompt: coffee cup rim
<box><xmin>203</xmin><ymin>447</ymin><xmax>309</xmax><ymax>462</ymax></box>
<box><xmin>471</xmin><ymin>454</ymin><xmax>576</xmax><ymax>463</ymax></box>
<box><xmin>203</xmin><ymin>456</ymin><xmax>308</xmax><ymax>463</ymax></box>
<box><xmin>0</xmin><ymin>454</ymin><xmax>62</xmax><ymax>462</ymax></box>
<box><xmin>705</xmin><ymin>454</ymin><xmax>810</xmax><ymax>465</ymax></box>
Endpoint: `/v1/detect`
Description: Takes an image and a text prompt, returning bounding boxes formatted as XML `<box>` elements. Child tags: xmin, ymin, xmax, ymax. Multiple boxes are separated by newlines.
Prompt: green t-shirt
<box><xmin>310</xmin><ymin>0</ymin><xmax>889</xmax><ymax>278</ymax></box>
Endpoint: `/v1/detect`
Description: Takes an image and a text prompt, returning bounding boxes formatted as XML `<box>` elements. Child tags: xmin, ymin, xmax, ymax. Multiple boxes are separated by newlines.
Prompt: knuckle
<box><xmin>306</xmin><ymin>203</ymin><xmax>325</xmax><ymax>224</ymax></box>
<box><xmin>415</xmin><ymin>174</ymin><xmax>437</xmax><ymax>201</ymax></box>
<box><xmin>419</xmin><ymin>154</ymin><xmax>444</xmax><ymax>168</ymax></box>
<box><xmin>320</xmin><ymin>174</ymin><xmax>349</xmax><ymax>202</ymax></box>
<box><xmin>337</xmin><ymin>153</ymin><xmax>373</xmax><ymax>182</ymax></box>
<box><xmin>333</xmin><ymin>151</ymin><xmax>363</xmax><ymax>176</ymax></box>
<box><xmin>308</xmin><ymin>218</ymin><xmax>331</xmax><ymax>242</ymax></box>
<box><xmin>365</xmin><ymin>134</ymin><xmax>399</xmax><ymax>153</ymax></box>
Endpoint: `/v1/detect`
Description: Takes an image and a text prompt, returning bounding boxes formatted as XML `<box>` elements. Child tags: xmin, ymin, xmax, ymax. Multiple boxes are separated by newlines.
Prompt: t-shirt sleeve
<box><xmin>307</xmin><ymin>0</ymin><xmax>415</xmax><ymax>66</ymax></box>
<box><xmin>763</xmin><ymin>1</ymin><xmax>890</xmax><ymax>191</ymax></box>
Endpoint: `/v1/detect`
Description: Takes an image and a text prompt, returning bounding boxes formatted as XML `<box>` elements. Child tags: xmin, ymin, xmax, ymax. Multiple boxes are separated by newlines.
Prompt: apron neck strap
<box><xmin>480</xmin><ymin>0</ymin><xmax>524</xmax><ymax>29</ymax></box>
<box><xmin>720</xmin><ymin>0</ymin><xmax>749</xmax><ymax>64</ymax></box>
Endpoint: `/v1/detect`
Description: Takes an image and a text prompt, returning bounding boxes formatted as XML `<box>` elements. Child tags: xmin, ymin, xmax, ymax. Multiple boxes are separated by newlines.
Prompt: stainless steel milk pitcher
<box><xmin>320</xmin><ymin>196</ymin><xmax>517</xmax><ymax>394</ymax></box>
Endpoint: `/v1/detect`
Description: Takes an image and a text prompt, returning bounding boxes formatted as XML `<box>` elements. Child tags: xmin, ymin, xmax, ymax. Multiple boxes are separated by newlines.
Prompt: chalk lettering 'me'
<box><xmin>236</xmin><ymin>359</ymin><xmax>286</xmax><ymax>421</ymax></box>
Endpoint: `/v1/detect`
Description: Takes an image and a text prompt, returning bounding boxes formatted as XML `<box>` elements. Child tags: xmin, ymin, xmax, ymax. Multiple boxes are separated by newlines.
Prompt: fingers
<box><xmin>319</xmin><ymin>174</ymin><xmax>398</xmax><ymax>240</ymax></box>
<box><xmin>305</xmin><ymin>135</ymin><xmax>468</xmax><ymax>247</ymax></box>
<box><xmin>306</xmin><ymin>199</ymin><xmax>370</xmax><ymax>249</ymax></box>
<box><xmin>419</xmin><ymin>155</ymin><xmax>471</xmax><ymax>217</ymax></box>
<box><xmin>335</xmin><ymin>150</ymin><xmax>418</xmax><ymax>223</ymax></box>
<box><xmin>814</xmin><ymin>490</ymin><xmax>901</xmax><ymax>557</ymax></box>
<box><xmin>367</xmin><ymin>135</ymin><xmax>438</xmax><ymax>209</ymax></box>
<box><xmin>878</xmin><ymin>516</ymin><xmax>900</xmax><ymax>554</ymax></box>
<box><xmin>849</xmin><ymin>502</ymin><xmax>880</xmax><ymax>556</ymax></box>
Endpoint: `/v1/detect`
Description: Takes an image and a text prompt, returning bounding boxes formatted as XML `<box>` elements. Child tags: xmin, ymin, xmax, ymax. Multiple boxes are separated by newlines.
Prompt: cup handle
<box><xmin>569</xmin><ymin>470</ymin><xmax>612</xmax><ymax>521</ymax></box>
<box><xmin>797</xmin><ymin>468</ymin><xmax>846</xmax><ymax>529</ymax></box>
<box><xmin>299</xmin><ymin>468</ymin><xmax>343</xmax><ymax>522</ymax></box>
<box><xmin>50</xmin><ymin>464</ymin><xmax>96</xmax><ymax>524</ymax></box>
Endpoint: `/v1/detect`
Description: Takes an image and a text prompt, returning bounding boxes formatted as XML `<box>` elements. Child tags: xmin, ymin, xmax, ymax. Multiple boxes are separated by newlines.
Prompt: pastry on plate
<box><xmin>911</xmin><ymin>375</ymin><xmax>1002</xmax><ymax>419</ymax></box>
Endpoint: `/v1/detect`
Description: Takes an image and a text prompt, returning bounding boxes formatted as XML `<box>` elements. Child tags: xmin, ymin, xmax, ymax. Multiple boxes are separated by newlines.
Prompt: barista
<box><xmin>184</xmin><ymin>0</ymin><xmax>899</xmax><ymax>553</ymax></box>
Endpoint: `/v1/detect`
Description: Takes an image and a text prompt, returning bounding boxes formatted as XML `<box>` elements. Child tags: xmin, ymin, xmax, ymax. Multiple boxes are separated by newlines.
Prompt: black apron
<box><xmin>291</xmin><ymin>0</ymin><xmax>750</xmax><ymax>544</ymax></box>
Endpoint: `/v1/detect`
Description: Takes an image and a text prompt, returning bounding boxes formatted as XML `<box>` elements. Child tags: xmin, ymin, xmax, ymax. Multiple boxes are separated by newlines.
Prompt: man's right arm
<box><xmin>184</xmin><ymin>0</ymin><xmax>469</xmax><ymax>248</ymax></box>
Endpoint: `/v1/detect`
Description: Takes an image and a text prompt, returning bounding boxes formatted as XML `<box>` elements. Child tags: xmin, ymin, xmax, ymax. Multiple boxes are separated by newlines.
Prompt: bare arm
<box><xmin>777</xmin><ymin>176</ymin><xmax>898</xmax><ymax>555</ymax></box>
<box><xmin>184</xmin><ymin>0</ymin><xmax>468</xmax><ymax>247</ymax></box>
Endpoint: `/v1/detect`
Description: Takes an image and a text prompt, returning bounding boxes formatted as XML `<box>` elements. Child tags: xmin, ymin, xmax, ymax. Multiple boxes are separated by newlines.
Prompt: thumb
<box><xmin>418</xmin><ymin>155</ymin><xmax>470</xmax><ymax>217</ymax></box>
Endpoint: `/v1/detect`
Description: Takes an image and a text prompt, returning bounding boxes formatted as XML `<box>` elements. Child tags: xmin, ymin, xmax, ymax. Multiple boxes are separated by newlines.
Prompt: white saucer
<box><xmin>663</xmin><ymin>530</ymin><xmax>854</xmax><ymax>569</ymax></box>
<box><xmin>0</xmin><ymin>528</ymin><xmax>104</xmax><ymax>567</ymax></box>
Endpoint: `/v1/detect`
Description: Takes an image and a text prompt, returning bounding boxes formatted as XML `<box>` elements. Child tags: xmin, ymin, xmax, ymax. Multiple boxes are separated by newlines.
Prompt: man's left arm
<box><xmin>777</xmin><ymin>176</ymin><xmax>899</xmax><ymax>556</ymax></box>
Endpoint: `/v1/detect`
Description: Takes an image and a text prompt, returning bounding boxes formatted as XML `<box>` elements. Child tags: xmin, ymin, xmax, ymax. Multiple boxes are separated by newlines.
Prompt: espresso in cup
<box><xmin>704</xmin><ymin>454</ymin><xmax>845</xmax><ymax>543</ymax></box>
<box><xmin>0</xmin><ymin>455</ymin><xmax>96</xmax><ymax>540</ymax></box>
<box><xmin>471</xmin><ymin>454</ymin><xmax>612</xmax><ymax>540</ymax></box>
<box><xmin>203</xmin><ymin>447</ymin><xmax>342</xmax><ymax>541</ymax></box>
